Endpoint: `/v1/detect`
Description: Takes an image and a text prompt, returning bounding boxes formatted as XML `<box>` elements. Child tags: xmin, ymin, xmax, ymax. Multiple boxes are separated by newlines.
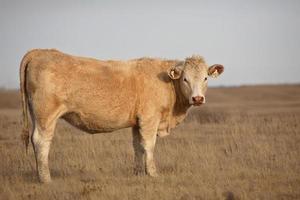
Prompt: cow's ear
<box><xmin>208</xmin><ymin>64</ymin><xmax>224</xmax><ymax>78</ymax></box>
<box><xmin>168</xmin><ymin>62</ymin><xmax>184</xmax><ymax>80</ymax></box>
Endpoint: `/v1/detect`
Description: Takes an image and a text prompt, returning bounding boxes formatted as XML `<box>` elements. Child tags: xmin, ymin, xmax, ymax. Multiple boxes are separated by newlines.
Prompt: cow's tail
<box><xmin>20</xmin><ymin>52</ymin><xmax>31</xmax><ymax>153</ymax></box>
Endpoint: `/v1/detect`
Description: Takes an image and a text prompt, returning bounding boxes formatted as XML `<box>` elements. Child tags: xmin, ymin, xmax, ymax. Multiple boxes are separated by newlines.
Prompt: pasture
<box><xmin>0</xmin><ymin>85</ymin><xmax>299</xmax><ymax>200</ymax></box>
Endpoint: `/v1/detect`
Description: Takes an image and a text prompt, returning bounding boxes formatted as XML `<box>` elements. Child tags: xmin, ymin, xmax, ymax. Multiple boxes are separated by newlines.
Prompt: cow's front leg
<box><xmin>143</xmin><ymin>133</ymin><xmax>158</xmax><ymax>177</ymax></box>
<box><xmin>138</xmin><ymin>118</ymin><xmax>159</xmax><ymax>177</ymax></box>
<box><xmin>132</xmin><ymin>126</ymin><xmax>145</xmax><ymax>175</ymax></box>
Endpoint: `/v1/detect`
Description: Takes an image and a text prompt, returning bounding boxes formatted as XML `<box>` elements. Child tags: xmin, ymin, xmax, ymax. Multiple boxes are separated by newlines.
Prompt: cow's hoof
<box><xmin>39</xmin><ymin>177</ymin><xmax>52</xmax><ymax>183</ymax></box>
<box><xmin>134</xmin><ymin>168</ymin><xmax>145</xmax><ymax>176</ymax></box>
<box><xmin>147</xmin><ymin>171</ymin><xmax>159</xmax><ymax>177</ymax></box>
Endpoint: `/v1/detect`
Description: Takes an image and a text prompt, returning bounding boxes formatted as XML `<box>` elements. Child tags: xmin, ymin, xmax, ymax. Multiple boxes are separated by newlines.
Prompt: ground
<box><xmin>0</xmin><ymin>85</ymin><xmax>299</xmax><ymax>200</ymax></box>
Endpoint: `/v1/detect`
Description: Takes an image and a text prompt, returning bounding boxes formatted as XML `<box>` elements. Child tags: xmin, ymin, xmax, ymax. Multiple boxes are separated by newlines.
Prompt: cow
<box><xmin>20</xmin><ymin>49</ymin><xmax>224</xmax><ymax>183</ymax></box>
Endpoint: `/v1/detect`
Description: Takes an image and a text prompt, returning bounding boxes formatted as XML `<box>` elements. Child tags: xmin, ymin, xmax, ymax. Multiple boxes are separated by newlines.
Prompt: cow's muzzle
<box><xmin>192</xmin><ymin>96</ymin><xmax>205</xmax><ymax>106</ymax></box>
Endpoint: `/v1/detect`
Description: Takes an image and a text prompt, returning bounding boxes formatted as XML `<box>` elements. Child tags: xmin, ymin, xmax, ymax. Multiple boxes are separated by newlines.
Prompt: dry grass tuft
<box><xmin>0</xmin><ymin>85</ymin><xmax>300</xmax><ymax>200</ymax></box>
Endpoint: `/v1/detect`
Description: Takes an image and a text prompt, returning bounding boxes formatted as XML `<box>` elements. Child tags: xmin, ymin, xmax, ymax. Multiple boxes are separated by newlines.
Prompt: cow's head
<box><xmin>168</xmin><ymin>55</ymin><xmax>224</xmax><ymax>106</ymax></box>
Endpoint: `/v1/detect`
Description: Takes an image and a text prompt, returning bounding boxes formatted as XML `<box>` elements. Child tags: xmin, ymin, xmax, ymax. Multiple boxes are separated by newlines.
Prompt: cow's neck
<box><xmin>171</xmin><ymin>79</ymin><xmax>191</xmax><ymax>126</ymax></box>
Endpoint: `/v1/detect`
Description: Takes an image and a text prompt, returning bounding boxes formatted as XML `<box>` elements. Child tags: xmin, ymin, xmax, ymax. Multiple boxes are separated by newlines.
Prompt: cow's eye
<box><xmin>204</xmin><ymin>77</ymin><xmax>208</xmax><ymax>81</ymax></box>
<box><xmin>183</xmin><ymin>78</ymin><xmax>188</xmax><ymax>83</ymax></box>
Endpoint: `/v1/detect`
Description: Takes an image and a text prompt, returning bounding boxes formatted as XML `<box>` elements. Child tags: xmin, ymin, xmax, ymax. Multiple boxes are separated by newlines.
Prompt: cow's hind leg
<box><xmin>31</xmin><ymin>123</ymin><xmax>56</xmax><ymax>183</ymax></box>
<box><xmin>30</xmin><ymin>101</ymin><xmax>66</xmax><ymax>183</ymax></box>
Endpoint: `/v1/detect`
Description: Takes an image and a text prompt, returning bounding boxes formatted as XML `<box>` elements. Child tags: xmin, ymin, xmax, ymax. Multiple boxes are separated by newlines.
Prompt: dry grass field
<box><xmin>0</xmin><ymin>85</ymin><xmax>299</xmax><ymax>200</ymax></box>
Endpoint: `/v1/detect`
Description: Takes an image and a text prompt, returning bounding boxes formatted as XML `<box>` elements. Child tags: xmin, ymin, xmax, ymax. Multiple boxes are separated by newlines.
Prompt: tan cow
<box><xmin>20</xmin><ymin>49</ymin><xmax>224</xmax><ymax>183</ymax></box>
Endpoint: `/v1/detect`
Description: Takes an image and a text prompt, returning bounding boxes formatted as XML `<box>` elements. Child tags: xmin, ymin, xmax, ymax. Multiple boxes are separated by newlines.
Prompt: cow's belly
<box><xmin>62</xmin><ymin>111</ymin><xmax>135</xmax><ymax>134</ymax></box>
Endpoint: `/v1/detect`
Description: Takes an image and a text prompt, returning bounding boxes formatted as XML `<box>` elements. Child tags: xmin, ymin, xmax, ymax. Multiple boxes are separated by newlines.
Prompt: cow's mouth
<box><xmin>191</xmin><ymin>102</ymin><xmax>203</xmax><ymax>106</ymax></box>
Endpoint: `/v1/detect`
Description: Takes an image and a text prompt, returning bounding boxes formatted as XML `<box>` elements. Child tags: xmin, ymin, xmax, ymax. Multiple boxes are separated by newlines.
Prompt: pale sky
<box><xmin>0</xmin><ymin>0</ymin><xmax>299</xmax><ymax>88</ymax></box>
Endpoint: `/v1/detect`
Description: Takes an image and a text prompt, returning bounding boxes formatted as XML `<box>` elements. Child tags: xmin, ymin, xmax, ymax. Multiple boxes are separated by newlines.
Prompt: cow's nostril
<box><xmin>192</xmin><ymin>96</ymin><xmax>204</xmax><ymax>103</ymax></box>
